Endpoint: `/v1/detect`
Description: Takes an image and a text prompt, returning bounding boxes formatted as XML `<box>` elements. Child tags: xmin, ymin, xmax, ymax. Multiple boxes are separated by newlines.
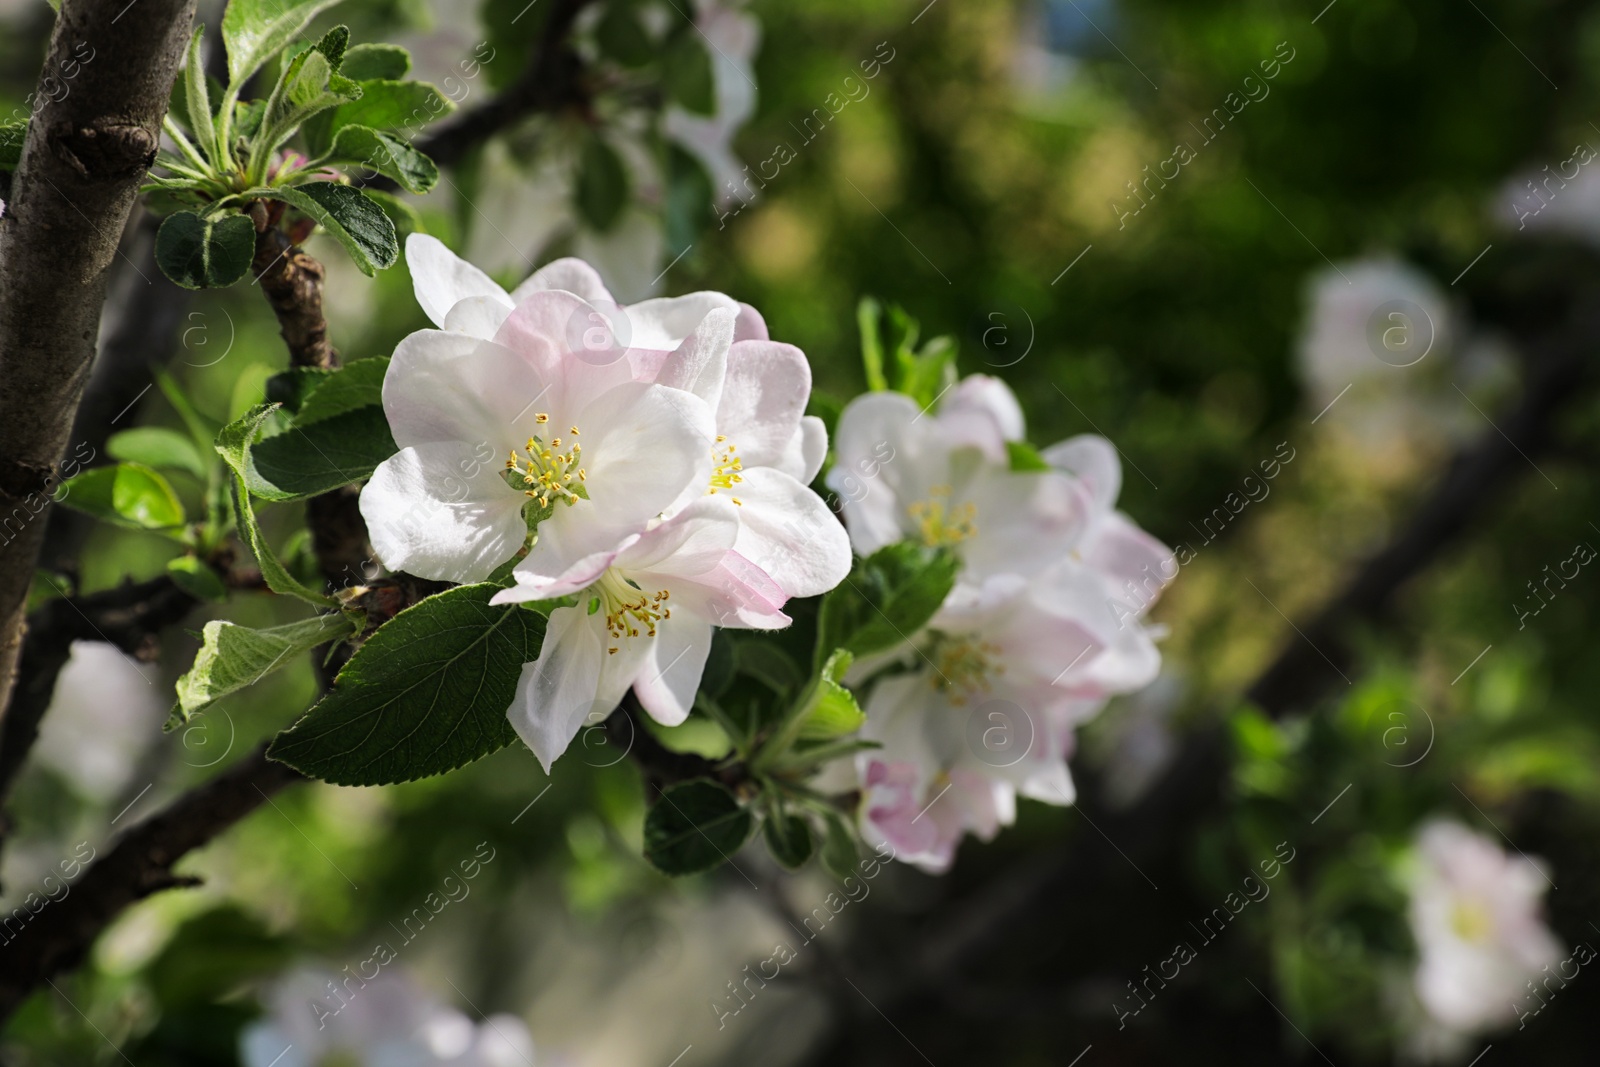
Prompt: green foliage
<box><xmin>107</xmin><ymin>427</ymin><xmax>208</xmax><ymax>479</ymax></box>
<box><xmin>339</xmin><ymin>43</ymin><xmax>411</xmax><ymax>81</ymax></box>
<box><xmin>57</xmin><ymin>463</ymin><xmax>185</xmax><ymax>531</ymax></box>
<box><xmin>575</xmin><ymin>135</ymin><xmax>631</xmax><ymax>233</ymax></box>
<box><xmin>816</xmin><ymin>542</ymin><xmax>959</xmax><ymax>664</ymax></box>
<box><xmin>1005</xmin><ymin>440</ymin><xmax>1051</xmax><ymax>472</ymax></box>
<box><xmin>250</xmin><ymin>406</ymin><xmax>396</xmax><ymax>498</ymax></box>
<box><xmin>173</xmin><ymin>611</ymin><xmax>359</xmax><ymax>726</ymax></box>
<box><xmin>642</xmin><ymin>779</ymin><xmax>754</xmax><ymax>876</ymax></box>
<box><xmin>855</xmin><ymin>299</ymin><xmax>958</xmax><ymax>408</ymax></box>
<box><xmin>762</xmin><ymin>808</ymin><xmax>815</xmax><ymax>871</ymax></box>
<box><xmin>154</xmin><ymin>211</ymin><xmax>257</xmax><ymax>290</ymax></box>
<box><xmin>183</xmin><ymin>26</ymin><xmax>218</xmax><ymax>165</ymax></box>
<box><xmin>221</xmin><ymin>0</ymin><xmax>348</xmax><ymax>86</ymax></box>
<box><xmin>818</xmin><ymin>811</ymin><xmax>862</xmax><ymax>882</ymax></box>
<box><xmin>166</xmin><ymin>555</ymin><xmax>229</xmax><ymax>603</ymax></box>
<box><xmin>663</xmin><ymin>33</ymin><xmax>716</xmax><ymax>115</ymax></box>
<box><xmin>268</xmin><ymin>585</ymin><xmax>545</xmax><ymax>785</ymax></box>
<box><xmin>326</xmin><ymin>125</ymin><xmax>440</xmax><ymax>193</ymax></box>
<box><xmin>244</xmin><ymin>182</ymin><xmax>398</xmax><ymax>275</ymax></box>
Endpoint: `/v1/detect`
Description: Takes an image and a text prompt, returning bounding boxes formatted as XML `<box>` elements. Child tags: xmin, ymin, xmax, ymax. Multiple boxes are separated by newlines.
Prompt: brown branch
<box><xmin>0</xmin><ymin>744</ymin><xmax>303</xmax><ymax>1023</ymax></box>
<box><xmin>0</xmin><ymin>576</ymin><xmax>195</xmax><ymax>812</ymax></box>
<box><xmin>0</xmin><ymin>0</ymin><xmax>196</xmax><ymax>737</ymax></box>
<box><xmin>253</xmin><ymin>225</ymin><xmax>334</xmax><ymax>371</ymax></box>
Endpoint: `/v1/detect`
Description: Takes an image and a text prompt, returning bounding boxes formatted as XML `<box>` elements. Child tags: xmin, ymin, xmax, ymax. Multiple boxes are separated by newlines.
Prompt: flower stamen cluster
<box><xmin>596</xmin><ymin>570</ymin><xmax>671</xmax><ymax>650</ymax></box>
<box><xmin>909</xmin><ymin>484</ymin><xmax>976</xmax><ymax>547</ymax></box>
<box><xmin>504</xmin><ymin>418</ymin><xmax>585</xmax><ymax>509</ymax></box>
<box><xmin>708</xmin><ymin>436</ymin><xmax>745</xmax><ymax>505</ymax></box>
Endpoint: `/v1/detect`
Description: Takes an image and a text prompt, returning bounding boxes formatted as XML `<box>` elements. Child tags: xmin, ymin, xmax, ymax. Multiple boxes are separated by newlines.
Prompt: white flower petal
<box><xmin>615</xmin><ymin>497</ymin><xmax>739</xmax><ymax>577</ymax></box>
<box><xmin>828</xmin><ymin>391</ymin><xmax>923</xmax><ymax>556</ymax></box>
<box><xmin>509</xmin><ymin>256</ymin><xmax>615</xmax><ymax>306</ymax></box>
<box><xmin>727</xmin><ymin>467</ymin><xmax>851</xmax><ymax>598</ymax></box>
<box><xmin>716</xmin><ymin>340</ymin><xmax>811</xmax><ymax>467</ymax></box>
<box><xmin>360</xmin><ymin>444</ymin><xmax>528</xmax><ymax>583</ymax></box>
<box><xmin>624</xmin><ymin>291</ymin><xmax>741</xmax><ymax>351</ymax></box>
<box><xmin>383</xmin><ymin>330</ymin><xmax>541</xmax><ymax>449</ymax></box>
<box><xmin>632</xmin><ymin>616</ymin><xmax>713</xmax><ymax>726</ymax></box>
<box><xmin>406</xmin><ymin>233</ymin><xmax>510</xmax><ymax>329</ymax></box>
<box><xmin>733</xmin><ymin>301</ymin><xmax>768</xmax><ymax>341</ymax></box>
<box><xmin>1042</xmin><ymin>434</ymin><xmax>1122</xmax><ymax>511</ymax></box>
<box><xmin>441</xmin><ymin>293</ymin><xmax>513</xmax><ymax>340</ymax></box>
<box><xmin>636</xmin><ymin>305</ymin><xmax>736</xmax><ymax>409</ymax></box>
<box><xmin>797</xmin><ymin>415</ymin><xmax>828</xmax><ymax>484</ymax></box>
<box><xmin>509</xmin><ymin>605</ymin><xmax>644</xmax><ymax>772</ymax></box>
<box><xmin>958</xmin><ymin>470</ymin><xmax>1092</xmax><ymax>582</ymax></box>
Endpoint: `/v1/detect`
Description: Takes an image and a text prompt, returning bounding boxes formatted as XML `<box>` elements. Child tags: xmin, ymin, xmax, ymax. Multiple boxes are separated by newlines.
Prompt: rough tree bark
<box><xmin>0</xmin><ymin>0</ymin><xmax>197</xmax><ymax>731</ymax></box>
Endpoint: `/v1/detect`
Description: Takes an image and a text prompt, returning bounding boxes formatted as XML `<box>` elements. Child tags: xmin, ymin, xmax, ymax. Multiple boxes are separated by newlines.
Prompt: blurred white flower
<box><xmin>33</xmin><ymin>641</ymin><xmax>163</xmax><ymax>802</ymax></box>
<box><xmin>828</xmin><ymin>375</ymin><xmax>1170</xmax><ymax>870</ymax></box>
<box><xmin>241</xmin><ymin>965</ymin><xmax>535</xmax><ymax>1067</ymax></box>
<box><xmin>661</xmin><ymin>0</ymin><xmax>761</xmax><ymax>206</ymax></box>
<box><xmin>1405</xmin><ymin>820</ymin><xmax>1563</xmax><ymax>1043</ymax></box>
<box><xmin>1492</xmin><ymin>148</ymin><xmax>1600</xmax><ymax>247</ymax></box>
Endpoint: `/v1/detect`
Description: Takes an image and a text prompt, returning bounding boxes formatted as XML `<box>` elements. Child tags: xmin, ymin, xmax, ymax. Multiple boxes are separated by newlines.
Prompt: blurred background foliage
<box><xmin>3</xmin><ymin>0</ymin><xmax>1600</xmax><ymax>1062</ymax></box>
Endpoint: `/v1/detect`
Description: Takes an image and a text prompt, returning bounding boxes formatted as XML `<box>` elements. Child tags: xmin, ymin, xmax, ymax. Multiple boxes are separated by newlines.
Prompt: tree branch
<box><xmin>0</xmin><ymin>0</ymin><xmax>196</xmax><ymax>730</ymax></box>
<box><xmin>0</xmin><ymin>744</ymin><xmax>302</xmax><ymax>1023</ymax></box>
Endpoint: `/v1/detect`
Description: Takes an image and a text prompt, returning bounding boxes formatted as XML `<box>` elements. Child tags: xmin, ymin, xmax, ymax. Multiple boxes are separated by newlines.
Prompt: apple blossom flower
<box><xmin>661</xmin><ymin>0</ymin><xmax>761</xmax><ymax>207</ymax></box>
<box><xmin>493</xmin><ymin>499</ymin><xmax>790</xmax><ymax>770</ymax></box>
<box><xmin>241</xmin><ymin>965</ymin><xmax>535</xmax><ymax>1067</ymax></box>
<box><xmin>1405</xmin><ymin>819</ymin><xmax>1563</xmax><ymax>1040</ymax></box>
<box><xmin>826</xmin><ymin>385</ymin><xmax>1094</xmax><ymax>586</ymax></box>
<box><xmin>359</xmin><ymin>289</ymin><xmax>718</xmax><ymax>586</ymax></box>
<box><xmin>403</xmin><ymin>235</ymin><xmax>849</xmax><ymax>601</ymax></box>
<box><xmin>854</xmin><ymin>568</ymin><xmax>1162</xmax><ymax>872</ymax></box>
<box><xmin>33</xmin><ymin>640</ymin><xmax>164</xmax><ymax>802</ymax></box>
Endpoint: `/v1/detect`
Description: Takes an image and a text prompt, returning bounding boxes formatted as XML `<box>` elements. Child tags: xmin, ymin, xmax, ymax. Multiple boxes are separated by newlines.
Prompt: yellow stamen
<box><xmin>909</xmin><ymin>485</ymin><xmax>977</xmax><ymax>547</ymax></box>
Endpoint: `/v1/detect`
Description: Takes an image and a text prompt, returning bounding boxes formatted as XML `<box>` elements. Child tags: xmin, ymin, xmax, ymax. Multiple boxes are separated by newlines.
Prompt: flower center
<box><xmin>908</xmin><ymin>485</ymin><xmax>976</xmax><ymax>547</ymax></box>
<box><xmin>595</xmin><ymin>568</ymin><xmax>670</xmax><ymax>654</ymax></box>
<box><xmin>928</xmin><ymin>633</ymin><xmax>1004</xmax><ymax>704</ymax></box>
<box><xmin>1449</xmin><ymin>898</ymin><xmax>1494</xmax><ymax>943</ymax></box>
<box><xmin>505</xmin><ymin>414</ymin><xmax>585</xmax><ymax>508</ymax></box>
<box><xmin>707</xmin><ymin>435</ymin><xmax>744</xmax><ymax>506</ymax></box>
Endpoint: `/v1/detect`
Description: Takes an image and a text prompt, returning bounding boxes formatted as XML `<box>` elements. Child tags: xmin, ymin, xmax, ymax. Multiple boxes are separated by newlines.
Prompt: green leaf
<box><xmin>108</xmin><ymin>427</ymin><xmax>209</xmax><ymax>479</ymax></box>
<box><xmin>595</xmin><ymin>4</ymin><xmax>654</xmax><ymax>67</ymax></box>
<box><xmin>897</xmin><ymin>333</ymin><xmax>957</xmax><ymax>410</ymax></box>
<box><xmin>184</xmin><ymin>26</ymin><xmax>218</xmax><ymax>165</ymax></box>
<box><xmin>816</xmin><ymin>543</ymin><xmax>960</xmax><ymax>664</ymax></box>
<box><xmin>253</xmin><ymin>37</ymin><xmax>362</xmax><ymax>167</ymax></box>
<box><xmin>1</xmin><ymin>118</ymin><xmax>26</xmax><ymax>170</ymax></box>
<box><xmin>664</xmin><ymin>35</ymin><xmax>716</xmax><ymax>115</ymax></box>
<box><xmin>326</xmin><ymin>125</ymin><xmax>439</xmax><ymax>193</ymax></box>
<box><xmin>218</xmin><ymin>393</ymin><xmax>396</xmax><ymax>502</ymax></box>
<box><xmin>155</xmin><ymin>368</ymin><xmax>220</xmax><ymax>453</ymax></box>
<box><xmin>267</xmin><ymin>584</ymin><xmax>546</xmax><ymax>785</ymax></box>
<box><xmin>339</xmin><ymin>43</ymin><xmax>411</xmax><ymax>81</ymax></box>
<box><xmin>798</xmin><ymin>678</ymin><xmax>866</xmax><ymax>741</ymax></box>
<box><xmin>763</xmin><ymin>810</ymin><xmax>815</xmax><ymax>871</ymax></box>
<box><xmin>307</xmin><ymin>79</ymin><xmax>455</xmax><ymax>153</ymax></box>
<box><xmin>251</xmin><ymin>407</ymin><xmax>397</xmax><ymax>498</ymax></box>
<box><xmin>643</xmin><ymin>779</ymin><xmax>754</xmax><ymax>876</ymax></box>
<box><xmin>294</xmin><ymin>356</ymin><xmax>388</xmax><ymax>424</ymax></box>
<box><xmin>166</xmin><ymin>555</ymin><xmax>229</xmax><ymax>603</ymax></box>
<box><xmin>221</xmin><ymin>0</ymin><xmax>348</xmax><ymax>86</ymax></box>
<box><xmin>264</xmin><ymin>366</ymin><xmax>332</xmax><ymax>415</ymax></box>
<box><xmin>215</xmin><ymin>406</ymin><xmax>335</xmax><ymax>606</ymax></box>
<box><xmin>173</xmin><ymin>611</ymin><xmax>358</xmax><ymax>725</ymax></box>
<box><xmin>857</xmin><ymin>298</ymin><xmax>888</xmax><ymax>392</ymax></box>
<box><xmin>819</xmin><ymin>812</ymin><xmax>861</xmax><ymax>882</ymax></box>
<box><xmin>362</xmin><ymin>188</ymin><xmax>425</xmax><ymax>239</ymax></box>
<box><xmin>249</xmin><ymin>182</ymin><xmax>397</xmax><ymax>275</ymax></box>
<box><xmin>575</xmin><ymin>136</ymin><xmax>630</xmax><ymax>233</ymax></box>
<box><xmin>1005</xmin><ymin>440</ymin><xmax>1051</xmax><ymax>472</ymax></box>
<box><xmin>155</xmin><ymin>211</ymin><xmax>257</xmax><ymax>289</ymax></box>
<box><xmin>57</xmin><ymin>463</ymin><xmax>186</xmax><ymax>530</ymax></box>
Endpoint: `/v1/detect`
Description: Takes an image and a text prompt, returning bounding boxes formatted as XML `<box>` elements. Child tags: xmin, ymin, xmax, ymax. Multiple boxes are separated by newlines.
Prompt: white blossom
<box><xmin>493</xmin><ymin>498</ymin><xmax>791</xmax><ymax>770</ymax></box>
<box><xmin>1406</xmin><ymin>819</ymin><xmax>1563</xmax><ymax>1039</ymax></box>
<box><xmin>241</xmin><ymin>965</ymin><xmax>535</xmax><ymax>1067</ymax></box>
<box><xmin>33</xmin><ymin>641</ymin><xmax>164</xmax><ymax>802</ymax></box>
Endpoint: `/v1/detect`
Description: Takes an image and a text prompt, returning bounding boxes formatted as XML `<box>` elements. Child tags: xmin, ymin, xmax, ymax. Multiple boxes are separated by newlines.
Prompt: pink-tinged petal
<box><xmin>828</xmin><ymin>391</ymin><xmax>924</xmax><ymax>556</ymax></box>
<box><xmin>662</xmin><ymin>550</ymin><xmax>790</xmax><ymax>630</ymax></box>
<box><xmin>1085</xmin><ymin>511</ymin><xmax>1176</xmax><ymax>610</ymax></box>
<box><xmin>360</xmin><ymin>444</ymin><xmax>527</xmax><ymax>584</ymax></box>
<box><xmin>733</xmin><ymin>302</ymin><xmax>768</xmax><ymax>342</ymax></box>
<box><xmin>797</xmin><ymin>415</ymin><xmax>828</xmax><ymax>484</ymax></box>
<box><xmin>383</xmin><ymin>331</ymin><xmax>543</xmax><ymax>449</ymax></box>
<box><xmin>643</xmin><ymin>306</ymin><xmax>735</xmax><ymax>408</ymax></box>
<box><xmin>727</xmin><ymin>467</ymin><xmax>851</xmax><ymax>598</ymax></box>
<box><xmin>1041</xmin><ymin>434</ymin><xmax>1121</xmax><ymax>511</ymax></box>
<box><xmin>1017</xmin><ymin>760</ymin><xmax>1075</xmax><ymax>807</ymax></box>
<box><xmin>508</xmin><ymin>256</ymin><xmax>615</xmax><ymax>307</ymax></box>
<box><xmin>509</xmin><ymin>605</ymin><xmax>644</xmax><ymax>772</ymax></box>
<box><xmin>497</xmin><ymin>533</ymin><xmax>624</xmax><ymax>602</ymax></box>
<box><xmin>623</xmin><ymin>291</ymin><xmax>741</xmax><ymax>351</ymax></box>
<box><xmin>716</xmin><ymin>340</ymin><xmax>810</xmax><ymax>467</ymax></box>
<box><xmin>614</xmin><ymin>498</ymin><xmax>739</xmax><ymax>577</ymax></box>
<box><xmin>441</xmin><ymin>294</ymin><xmax>513</xmax><ymax>340</ymax></box>
<box><xmin>406</xmin><ymin>234</ymin><xmax>510</xmax><ymax>329</ymax></box>
<box><xmin>632</xmin><ymin>616</ymin><xmax>713</xmax><ymax>726</ymax></box>
<box><xmin>491</xmin><ymin>289</ymin><xmax>607</xmax><ymax>393</ymax></box>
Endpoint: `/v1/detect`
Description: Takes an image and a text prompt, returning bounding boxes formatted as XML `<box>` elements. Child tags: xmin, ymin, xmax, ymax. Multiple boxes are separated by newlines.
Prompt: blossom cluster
<box><xmin>820</xmin><ymin>376</ymin><xmax>1172</xmax><ymax>871</ymax></box>
<box><xmin>361</xmin><ymin>235</ymin><xmax>851</xmax><ymax>770</ymax></box>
